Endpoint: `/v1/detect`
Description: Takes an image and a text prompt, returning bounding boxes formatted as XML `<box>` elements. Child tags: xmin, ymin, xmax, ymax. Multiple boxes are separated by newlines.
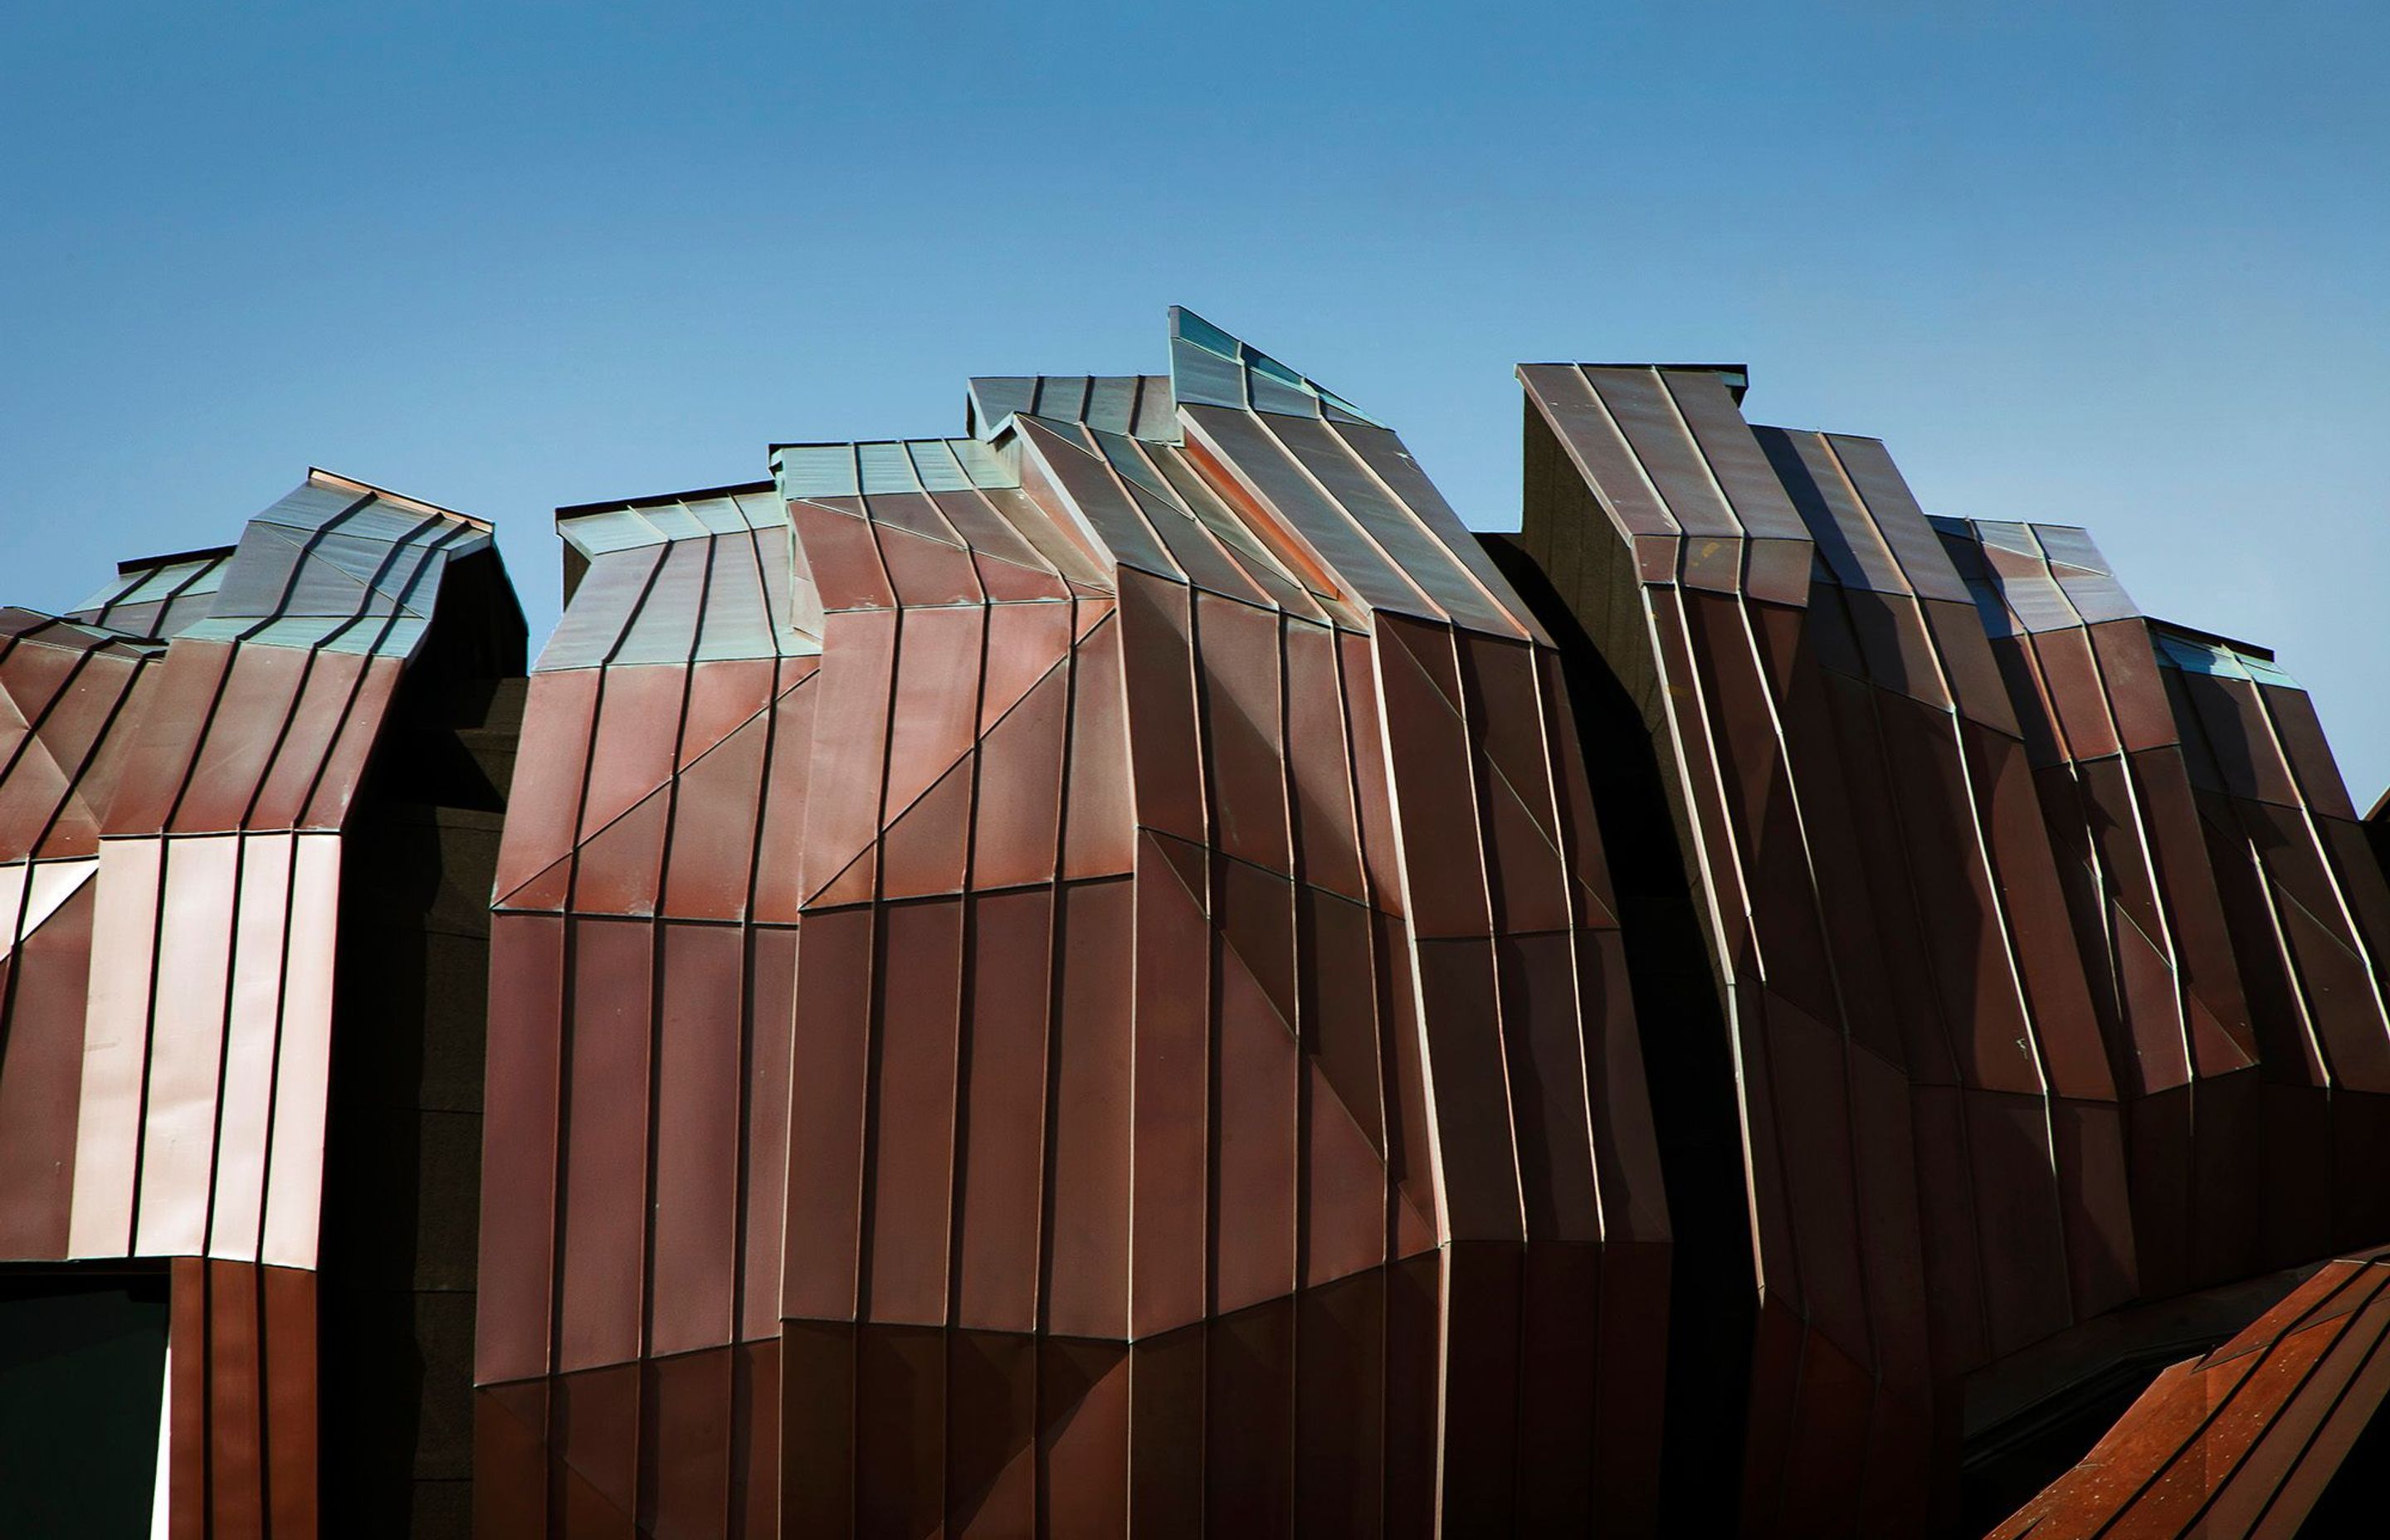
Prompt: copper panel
<box><xmin>1129</xmin><ymin>1326</ymin><xmax>1205</xmax><ymax>1538</ymax></box>
<box><xmin>580</xmin><ymin>664</ymin><xmax>686</xmax><ymax>837</ymax></box>
<box><xmin>1213</xmin><ymin>894</ymin><xmax>1299</xmax><ymax>1313</ymax></box>
<box><xmin>1194</xmin><ymin>592</ymin><xmax>1291</xmax><ymax>874</ymax></box>
<box><xmin>650</xmin><ymin>921</ymin><xmax>743</xmax><ymax>1355</ymax></box>
<box><xmin>1580</xmin><ymin>367</ymin><xmax>1740</xmax><ymax>537</ymax></box>
<box><xmin>1115</xmin><ymin>571</ymin><xmax>1206</xmax><ymax>846</ymax></box>
<box><xmin>871</xmin><ymin>517</ymin><xmax>983</xmax><ymax>611</ymax></box>
<box><xmin>207</xmin><ymin>1260</ymin><xmax>266</xmax><ymax>1534</ymax></box>
<box><xmin>1293</xmin><ymin>1273</ymin><xmax>1383</xmax><ymax>1533</ymax></box>
<box><xmin>1037</xmin><ymin>1341</ymin><xmax>1129</xmax><ymax>1533</ymax></box>
<box><xmin>1967</xmin><ymin>1089</ymin><xmax>2074</xmax><ymax>1356</ymax></box>
<box><xmin>172</xmin><ymin>643</ymin><xmax>308</xmax><ymax>831</ymax></box>
<box><xmin>954</xmin><ymin>889</ymin><xmax>1052</xmax><ymax>1334</ymax></box>
<box><xmin>883</xmin><ymin>602</ymin><xmax>983</xmax><ymax>823</ymax></box>
<box><xmin>797</xmin><ymin>609</ymin><xmax>895</xmax><ymax>904</ymax></box>
<box><xmin>749</xmin><ymin>671</ymin><xmax>817</xmax><ymax>924</ymax></box>
<box><xmin>658</xmin><ymin>707</ymin><xmax>768</xmax><ymax>919</ymax></box>
<box><xmin>494</xmin><ymin>669</ymin><xmax>600</xmax><ymax>905</ymax></box>
<box><xmin>556</xmin><ymin>916</ymin><xmax>654</xmax><ymax>1371</ymax></box>
<box><xmin>207</xmin><ymin>831</ymin><xmax>294</xmax><ymax>1260</ymax></box>
<box><xmin>863</xmin><ymin>898</ymin><xmax>963</xmax><ymax>1325</ymax></box>
<box><xmin>261</xmin><ymin>1265</ymin><xmax>318</xmax><ymax>1533</ymax></box>
<box><xmin>779</xmin><ymin>1321</ymin><xmax>856</xmax><ymax>1536</ymax></box>
<box><xmin>1061</xmin><ymin>607</ymin><xmax>1138</xmax><ymax>882</ymax></box>
<box><xmin>257</xmin><ymin>832</ymin><xmax>337</xmax><ymax>1267</ymax></box>
<box><xmin>949</xmin><ymin>1330</ymin><xmax>1037</xmax><ymax>1537</ymax></box>
<box><xmin>969</xmin><ymin>653</ymin><xmax>1067</xmax><ymax>893</ymax></box>
<box><xmin>1204</xmin><ymin>1299</ymin><xmax>1296</xmax><ymax>1531</ymax></box>
<box><xmin>1438</xmin><ymin>1241</ymin><xmax>1524</xmax><ymax>1525</ymax></box>
<box><xmin>855</xmin><ymin>1325</ymin><xmax>946</xmax><ymax>1536</ymax></box>
<box><xmin>740</xmin><ymin>926</ymin><xmax>796</xmax><ymax>1343</ymax></box>
<box><xmin>566</xmin><ymin>781</ymin><xmax>669</xmax><ymax>916</ymax></box>
<box><xmin>784</xmin><ymin>904</ymin><xmax>871</xmax><ymax>1323</ymax></box>
<box><xmin>1412</xmin><ymin>937</ymin><xmax>1524</xmax><ymax>1242</ymax></box>
<box><xmin>297</xmin><ymin>654</ymin><xmax>402</xmax><ymax>828</ymax></box>
<box><xmin>788</xmin><ymin>498</ymin><xmax>896</xmax><ymax>611</ymax></box>
<box><xmin>1511</xmin><ymin>1242</ymin><xmax>1600</xmax><ymax>1525</ymax></box>
<box><xmin>1337</xmin><ymin>632</ymin><xmax>1403</xmax><ymax>905</ymax></box>
<box><xmin>105</xmin><ymin>639</ymin><xmax>232</xmax><ymax>836</ymax></box>
<box><xmin>1044</xmin><ymin>877</ymin><xmax>1133</xmax><ymax>1339</ymax></box>
<box><xmin>1494</xmin><ymin>932</ymin><xmax>1599</xmax><ymax>1243</ymax></box>
<box><xmin>639</xmin><ymin>1348</ymin><xmax>730</xmax><ymax>1538</ymax></box>
<box><xmin>1131</xmin><ymin>832</ymin><xmax>1210</xmax><ymax>1337</ymax></box>
<box><xmin>480</xmin><ymin>913</ymin><xmax>566</xmax><ymax>1384</ymax></box>
<box><xmin>0</xmin><ymin>874</ymin><xmax>91</xmax><ymax>1255</ymax></box>
<box><xmin>134</xmin><ymin>833</ymin><xmax>241</xmax><ymax>1258</ymax></box>
<box><xmin>1373</xmin><ymin>618</ymin><xmax>1492</xmax><ymax>939</ymax></box>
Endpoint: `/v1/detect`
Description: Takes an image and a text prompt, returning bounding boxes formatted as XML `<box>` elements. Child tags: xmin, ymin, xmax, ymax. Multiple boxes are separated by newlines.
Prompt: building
<box><xmin>2</xmin><ymin>314</ymin><xmax>2385</xmax><ymax>1536</ymax></box>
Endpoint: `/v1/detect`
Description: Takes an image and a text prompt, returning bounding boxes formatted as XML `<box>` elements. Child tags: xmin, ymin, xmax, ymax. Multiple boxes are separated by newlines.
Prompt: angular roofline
<box><xmin>554</xmin><ymin>479</ymin><xmax>778</xmax><ymax>520</ymax></box>
<box><xmin>307</xmin><ymin>466</ymin><xmax>495</xmax><ymax>532</ymax></box>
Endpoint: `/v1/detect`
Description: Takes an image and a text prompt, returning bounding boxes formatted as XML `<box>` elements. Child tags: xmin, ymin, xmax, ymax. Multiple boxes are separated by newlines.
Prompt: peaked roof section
<box><xmin>65</xmin><ymin>470</ymin><xmax>503</xmax><ymax>660</ymax></box>
<box><xmin>1168</xmin><ymin>305</ymin><xmax>1386</xmax><ymax>426</ymax></box>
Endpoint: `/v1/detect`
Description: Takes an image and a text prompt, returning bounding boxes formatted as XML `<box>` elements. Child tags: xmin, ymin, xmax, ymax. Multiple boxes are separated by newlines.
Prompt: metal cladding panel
<box><xmin>476</xmin><ymin>316</ymin><xmax>1669</xmax><ymax>1532</ymax></box>
<box><xmin>1992</xmin><ymin>1249</ymin><xmax>2390</xmax><ymax>1538</ymax></box>
<box><xmin>1519</xmin><ymin>364</ymin><xmax>2390</xmax><ymax>1533</ymax></box>
<box><xmin>0</xmin><ymin>470</ymin><xmax>520</xmax><ymax>1535</ymax></box>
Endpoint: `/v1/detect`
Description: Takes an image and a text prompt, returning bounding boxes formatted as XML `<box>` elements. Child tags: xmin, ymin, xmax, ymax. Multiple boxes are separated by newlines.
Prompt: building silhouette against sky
<box><xmin>3</xmin><ymin>312</ymin><xmax>2388</xmax><ymax>1537</ymax></box>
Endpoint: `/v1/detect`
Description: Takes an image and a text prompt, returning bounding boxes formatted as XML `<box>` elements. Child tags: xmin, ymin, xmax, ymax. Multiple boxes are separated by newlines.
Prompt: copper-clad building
<box><xmin>3</xmin><ymin>317</ymin><xmax>2388</xmax><ymax>1537</ymax></box>
<box><xmin>0</xmin><ymin>471</ymin><xmax>524</xmax><ymax>1534</ymax></box>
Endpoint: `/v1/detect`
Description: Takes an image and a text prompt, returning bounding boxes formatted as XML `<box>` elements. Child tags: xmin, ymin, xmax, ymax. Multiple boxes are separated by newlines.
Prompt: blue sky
<box><xmin>6</xmin><ymin>2</ymin><xmax>2386</xmax><ymax>796</ymax></box>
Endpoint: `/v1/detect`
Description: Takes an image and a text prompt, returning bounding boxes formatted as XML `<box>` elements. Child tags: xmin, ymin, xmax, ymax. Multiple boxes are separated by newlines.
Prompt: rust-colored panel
<box><xmin>297</xmin><ymin>654</ymin><xmax>402</xmax><ymax>829</ymax></box>
<box><xmin>1038</xmin><ymin>1339</ymin><xmax>1129</xmax><ymax>1536</ymax></box>
<box><xmin>1412</xmin><ymin>936</ymin><xmax>1524</xmax><ymax>1243</ymax></box>
<box><xmin>864</xmin><ymin>897</ymin><xmax>963</xmax><ymax>1325</ymax></box>
<box><xmin>171</xmin><ymin>644</ymin><xmax>308</xmax><ymax>832</ymax></box>
<box><xmin>170</xmin><ymin>1256</ymin><xmax>209</xmax><ymax>1540</ymax></box>
<box><xmin>261</xmin><ymin>1265</ymin><xmax>318</xmax><ymax>1533</ymax></box>
<box><xmin>479</xmin><ymin>912</ymin><xmax>565</xmax><ymax>1385</ymax></box>
<box><xmin>949</xmin><ymin>1329</ymin><xmax>1037</xmax><ymax>1538</ymax></box>
<box><xmin>106</xmin><ymin>639</ymin><xmax>233</xmax><ymax>836</ymax></box>
<box><xmin>556</xmin><ymin>915</ymin><xmax>654</xmax><ymax>1372</ymax></box>
<box><xmin>1213</xmin><ymin>894</ymin><xmax>1299</xmax><ymax>1314</ymax></box>
<box><xmin>207</xmin><ymin>1260</ymin><xmax>266</xmax><ymax>1534</ymax></box>
<box><xmin>784</xmin><ymin>904</ymin><xmax>872</xmax><ymax>1323</ymax></box>
<box><xmin>1061</xmin><ymin>607</ymin><xmax>1136</xmax><ymax>881</ymax></box>
<box><xmin>798</xmin><ymin>610</ymin><xmax>895</xmax><ymax>904</ymax></box>
<box><xmin>969</xmin><ymin>653</ymin><xmax>1067</xmax><ymax>893</ymax></box>
<box><xmin>739</xmin><ymin>926</ymin><xmax>796</xmax><ymax>1343</ymax></box>
<box><xmin>856</xmin><ymin>1324</ymin><xmax>946</xmax><ymax>1535</ymax></box>
<box><xmin>1373</xmin><ymin>616</ymin><xmax>1493</xmax><ymax>940</ymax></box>
<box><xmin>1044</xmin><ymin>877</ymin><xmax>1134</xmax><ymax>1339</ymax></box>
<box><xmin>207</xmin><ymin>831</ymin><xmax>294</xmax><ymax>1260</ymax></box>
<box><xmin>749</xmin><ymin>669</ymin><xmax>818</xmax><ymax>925</ymax></box>
<box><xmin>788</xmin><ymin>498</ymin><xmax>896</xmax><ymax>612</ymax></box>
<box><xmin>1194</xmin><ymin>592</ymin><xmax>1290</xmax><ymax>874</ymax></box>
<box><xmin>0</xmin><ymin>874</ymin><xmax>93</xmax><ymax>1255</ymax></box>
<box><xmin>954</xmin><ymin>888</ymin><xmax>1051</xmax><ymax>1334</ymax></box>
<box><xmin>1115</xmin><ymin>570</ymin><xmax>1206</xmax><ymax>846</ymax></box>
<box><xmin>494</xmin><ymin>667</ymin><xmax>600</xmax><ymax>905</ymax></box>
<box><xmin>1294</xmin><ymin>1271</ymin><xmax>1385</xmax><ymax>1533</ymax></box>
<box><xmin>1129</xmin><ymin>1324</ymin><xmax>1205</xmax><ymax>1538</ymax></box>
<box><xmin>659</xmin><ymin>708</ymin><xmax>769</xmax><ymax>920</ymax></box>
<box><xmin>134</xmin><ymin>832</ymin><xmax>241</xmax><ymax>1258</ymax></box>
<box><xmin>1130</xmin><ymin>831</ymin><xmax>1209</xmax><ymax>1338</ymax></box>
<box><xmin>1495</xmin><ymin>932</ymin><xmax>1600</xmax><ymax>1244</ymax></box>
<box><xmin>1205</xmin><ymin>1298</ymin><xmax>1296</xmax><ymax>1530</ymax></box>
<box><xmin>650</xmin><ymin>921</ymin><xmax>743</xmax><ymax>1356</ymax></box>
<box><xmin>639</xmin><ymin>1348</ymin><xmax>731</xmax><ymax>1540</ymax></box>
<box><xmin>779</xmin><ymin>1320</ymin><xmax>856</xmax><ymax>1537</ymax></box>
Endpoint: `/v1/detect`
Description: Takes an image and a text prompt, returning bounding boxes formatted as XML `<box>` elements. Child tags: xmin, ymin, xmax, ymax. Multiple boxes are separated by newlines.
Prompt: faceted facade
<box><xmin>2</xmin><ymin>316</ymin><xmax>2388</xmax><ymax>1538</ymax></box>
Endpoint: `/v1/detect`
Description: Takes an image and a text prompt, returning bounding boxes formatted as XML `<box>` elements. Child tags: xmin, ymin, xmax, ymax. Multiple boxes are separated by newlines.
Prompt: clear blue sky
<box><xmin>7</xmin><ymin>2</ymin><xmax>2385</xmax><ymax>798</ymax></box>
